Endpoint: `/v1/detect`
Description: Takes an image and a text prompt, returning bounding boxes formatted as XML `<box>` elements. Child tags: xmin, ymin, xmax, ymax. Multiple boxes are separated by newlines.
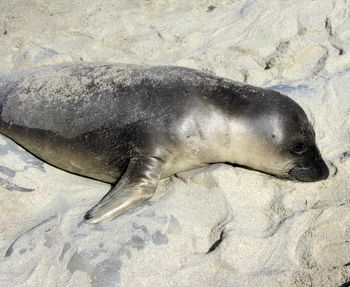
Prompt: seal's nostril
<box><xmin>317</xmin><ymin>159</ymin><xmax>329</xmax><ymax>180</ymax></box>
<box><xmin>322</xmin><ymin>165</ymin><xmax>330</xmax><ymax>179</ymax></box>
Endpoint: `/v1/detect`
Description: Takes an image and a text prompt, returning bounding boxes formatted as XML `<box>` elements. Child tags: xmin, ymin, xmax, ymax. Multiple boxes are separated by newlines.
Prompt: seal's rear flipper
<box><xmin>84</xmin><ymin>156</ymin><xmax>163</xmax><ymax>224</ymax></box>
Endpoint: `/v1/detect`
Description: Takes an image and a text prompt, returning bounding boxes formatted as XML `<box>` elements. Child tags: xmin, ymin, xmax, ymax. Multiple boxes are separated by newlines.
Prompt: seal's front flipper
<box><xmin>84</xmin><ymin>156</ymin><xmax>163</xmax><ymax>224</ymax></box>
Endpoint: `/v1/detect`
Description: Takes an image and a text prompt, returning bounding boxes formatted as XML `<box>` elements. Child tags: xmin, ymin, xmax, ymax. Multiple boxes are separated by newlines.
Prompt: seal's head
<box><xmin>229</xmin><ymin>90</ymin><xmax>329</xmax><ymax>182</ymax></box>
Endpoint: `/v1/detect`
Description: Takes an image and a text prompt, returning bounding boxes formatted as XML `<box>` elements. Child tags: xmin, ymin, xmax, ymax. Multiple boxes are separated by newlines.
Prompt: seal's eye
<box><xmin>291</xmin><ymin>143</ymin><xmax>307</xmax><ymax>155</ymax></box>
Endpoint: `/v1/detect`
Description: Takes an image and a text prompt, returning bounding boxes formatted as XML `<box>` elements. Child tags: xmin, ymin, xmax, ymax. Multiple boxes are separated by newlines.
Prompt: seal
<box><xmin>0</xmin><ymin>63</ymin><xmax>329</xmax><ymax>224</ymax></box>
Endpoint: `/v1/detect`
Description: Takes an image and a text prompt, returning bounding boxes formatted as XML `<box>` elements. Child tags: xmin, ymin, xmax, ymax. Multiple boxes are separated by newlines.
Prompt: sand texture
<box><xmin>0</xmin><ymin>0</ymin><xmax>350</xmax><ymax>286</ymax></box>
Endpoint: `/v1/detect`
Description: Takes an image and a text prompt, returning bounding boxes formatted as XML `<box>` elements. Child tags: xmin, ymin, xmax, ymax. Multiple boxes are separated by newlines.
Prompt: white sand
<box><xmin>0</xmin><ymin>0</ymin><xmax>349</xmax><ymax>286</ymax></box>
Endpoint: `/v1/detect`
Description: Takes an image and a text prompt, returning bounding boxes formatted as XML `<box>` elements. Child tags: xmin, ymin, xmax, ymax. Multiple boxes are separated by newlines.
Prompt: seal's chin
<box><xmin>288</xmin><ymin>159</ymin><xmax>329</xmax><ymax>182</ymax></box>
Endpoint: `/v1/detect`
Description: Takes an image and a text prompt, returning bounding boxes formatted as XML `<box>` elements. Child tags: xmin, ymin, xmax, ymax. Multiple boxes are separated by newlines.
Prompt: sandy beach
<box><xmin>0</xmin><ymin>0</ymin><xmax>349</xmax><ymax>286</ymax></box>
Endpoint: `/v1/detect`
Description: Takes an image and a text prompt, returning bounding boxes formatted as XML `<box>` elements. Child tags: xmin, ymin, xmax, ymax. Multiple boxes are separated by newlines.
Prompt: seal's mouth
<box><xmin>288</xmin><ymin>159</ymin><xmax>329</xmax><ymax>182</ymax></box>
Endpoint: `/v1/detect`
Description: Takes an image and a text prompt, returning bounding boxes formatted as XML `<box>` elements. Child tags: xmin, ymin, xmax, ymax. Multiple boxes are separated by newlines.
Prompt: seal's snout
<box><xmin>318</xmin><ymin>159</ymin><xmax>329</xmax><ymax>180</ymax></box>
<box><xmin>288</xmin><ymin>157</ymin><xmax>329</xmax><ymax>182</ymax></box>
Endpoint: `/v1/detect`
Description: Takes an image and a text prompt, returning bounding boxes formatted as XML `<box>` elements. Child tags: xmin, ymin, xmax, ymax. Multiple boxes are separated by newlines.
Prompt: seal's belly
<box><xmin>0</xmin><ymin>122</ymin><xmax>122</xmax><ymax>183</ymax></box>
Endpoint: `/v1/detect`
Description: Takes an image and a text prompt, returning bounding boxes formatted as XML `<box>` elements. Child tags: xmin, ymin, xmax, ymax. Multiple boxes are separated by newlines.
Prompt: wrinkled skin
<box><xmin>0</xmin><ymin>63</ymin><xmax>329</xmax><ymax>223</ymax></box>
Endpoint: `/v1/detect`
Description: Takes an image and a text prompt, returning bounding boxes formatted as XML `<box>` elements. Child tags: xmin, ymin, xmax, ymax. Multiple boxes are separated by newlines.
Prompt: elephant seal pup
<box><xmin>0</xmin><ymin>63</ymin><xmax>329</xmax><ymax>224</ymax></box>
